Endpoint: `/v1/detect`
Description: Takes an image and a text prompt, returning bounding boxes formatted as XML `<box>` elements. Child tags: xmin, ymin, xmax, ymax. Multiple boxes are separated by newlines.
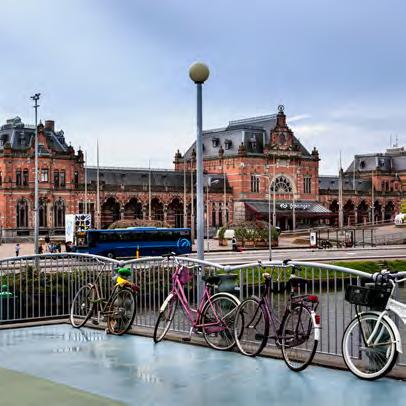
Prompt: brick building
<box><xmin>319</xmin><ymin>147</ymin><xmax>406</xmax><ymax>226</ymax></box>
<box><xmin>175</xmin><ymin>105</ymin><xmax>332</xmax><ymax>230</ymax></box>
<box><xmin>0</xmin><ymin>108</ymin><xmax>404</xmax><ymax>237</ymax></box>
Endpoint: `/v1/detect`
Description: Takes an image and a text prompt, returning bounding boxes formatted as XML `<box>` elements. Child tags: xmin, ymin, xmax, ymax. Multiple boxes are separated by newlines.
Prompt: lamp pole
<box><xmin>206</xmin><ymin>178</ymin><xmax>219</xmax><ymax>252</ymax></box>
<box><xmin>189</xmin><ymin>62</ymin><xmax>210</xmax><ymax>261</ymax></box>
<box><xmin>31</xmin><ymin>93</ymin><xmax>40</xmax><ymax>255</ymax></box>
<box><xmin>255</xmin><ymin>174</ymin><xmax>272</xmax><ymax>261</ymax></box>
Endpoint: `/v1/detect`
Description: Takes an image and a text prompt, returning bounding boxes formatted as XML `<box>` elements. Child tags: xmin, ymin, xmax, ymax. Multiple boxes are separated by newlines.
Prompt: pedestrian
<box><xmin>232</xmin><ymin>236</ymin><xmax>237</xmax><ymax>252</ymax></box>
<box><xmin>15</xmin><ymin>243</ymin><xmax>20</xmax><ymax>257</ymax></box>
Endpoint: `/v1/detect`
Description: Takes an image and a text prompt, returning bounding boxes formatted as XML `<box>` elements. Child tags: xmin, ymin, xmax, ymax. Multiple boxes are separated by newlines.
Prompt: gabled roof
<box><xmin>0</xmin><ymin>117</ymin><xmax>69</xmax><ymax>154</ymax></box>
<box><xmin>183</xmin><ymin>113</ymin><xmax>311</xmax><ymax>160</ymax></box>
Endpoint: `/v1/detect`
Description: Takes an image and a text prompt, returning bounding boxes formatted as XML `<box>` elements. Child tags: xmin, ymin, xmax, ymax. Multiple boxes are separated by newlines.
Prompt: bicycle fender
<box><xmin>359</xmin><ymin>311</ymin><xmax>402</xmax><ymax>353</ymax></box>
<box><xmin>160</xmin><ymin>293</ymin><xmax>174</xmax><ymax>312</ymax></box>
<box><xmin>310</xmin><ymin>310</ymin><xmax>321</xmax><ymax>342</ymax></box>
<box><xmin>210</xmin><ymin>292</ymin><xmax>240</xmax><ymax>305</ymax></box>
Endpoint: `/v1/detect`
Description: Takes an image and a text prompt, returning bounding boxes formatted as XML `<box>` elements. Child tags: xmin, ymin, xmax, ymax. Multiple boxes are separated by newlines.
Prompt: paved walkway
<box><xmin>0</xmin><ymin>325</ymin><xmax>405</xmax><ymax>405</ymax></box>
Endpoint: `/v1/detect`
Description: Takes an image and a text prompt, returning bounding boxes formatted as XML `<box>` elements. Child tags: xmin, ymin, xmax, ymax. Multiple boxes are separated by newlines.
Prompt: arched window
<box><xmin>271</xmin><ymin>176</ymin><xmax>293</xmax><ymax>193</ymax></box>
<box><xmin>16</xmin><ymin>199</ymin><xmax>28</xmax><ymax>228</ymax></box>
<box><xmin>39</xmin><ymin>199</ymin><xmax>47</xmax><ymax>227</ymax></box>
<box><xmin>54</xmin><ymin>199</ymin><xmax>65</xmax><ymax>228</ymax></box>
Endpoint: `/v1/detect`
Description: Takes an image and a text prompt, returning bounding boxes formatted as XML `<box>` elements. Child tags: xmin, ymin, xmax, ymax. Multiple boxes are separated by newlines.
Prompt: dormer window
<box><xmin>225</xmin><ymin>140</ymin><xmax>232</xmax><ymax>150</ymax></box>
<box><xmin>359</xmin><ymin>160</ymin><xmax>366</xmax><ymax>169</ymax></box>
<box><xmin>212</xmin><ymin>138</ymin><xmax>220</xmax><ymax>148</ymax></box>
<box><xmin>19</xmin><ymin>133</ymin><xmax>26</xmax><ymax>145</ymax></box>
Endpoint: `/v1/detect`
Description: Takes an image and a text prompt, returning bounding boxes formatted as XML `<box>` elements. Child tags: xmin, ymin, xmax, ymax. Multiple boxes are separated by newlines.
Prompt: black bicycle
<box><xmin>70</xmin><ymin>265</ymin><xmax>139</xmax><ymax>335</ymax></box>
<box><xmin>233</xmin><ymin>262</ymin><xmax>321</xmax><ymax>371</ymax></box>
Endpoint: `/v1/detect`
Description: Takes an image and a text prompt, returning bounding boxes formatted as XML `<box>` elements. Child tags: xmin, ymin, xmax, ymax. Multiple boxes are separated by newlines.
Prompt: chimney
<box><xmin>45</xmin><ymin>120</ymin><xmax>55</xmax><ymax>131</ymax></box>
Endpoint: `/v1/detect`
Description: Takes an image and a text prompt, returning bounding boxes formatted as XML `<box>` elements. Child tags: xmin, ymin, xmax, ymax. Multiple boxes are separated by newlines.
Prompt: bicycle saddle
<box><xmin>202</xmin><ymin>275</ymin><xmax>222</xmax><ymax>286</ymax></box>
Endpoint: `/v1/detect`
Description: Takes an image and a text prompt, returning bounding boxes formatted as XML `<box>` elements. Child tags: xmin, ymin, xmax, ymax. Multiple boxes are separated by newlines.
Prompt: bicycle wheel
<box><xmin>201</xmin><ymin>293</ymin><xmax>239</xmax><ymax>351</ymax></box>
<box><xmin>153</xmin><ymin>296</ymin><xmax>178</xmax><ymax>343</ymax></box>
<box><xmin>280</xmin><ymin>304</ymin><xmax>318</xmax><ymax>371</ymax></box>
<box><xmin>70</xmin><ymin>285</ymin><xmax>95</xmax><ymax>328</ymax></box>
<box><xmin>233</xmin><ymin>297</ymin><xmax>269</xmax><ymax>356</ymax></box>
<box><xmin>342</xmin><ymin>312</ymin><xmax>398</xmax><ymax>380</ymax></box>
<box><xmin>106</xmin><ymin>287</ymin><xmax>136</xmax><ymax>335</ymax></box>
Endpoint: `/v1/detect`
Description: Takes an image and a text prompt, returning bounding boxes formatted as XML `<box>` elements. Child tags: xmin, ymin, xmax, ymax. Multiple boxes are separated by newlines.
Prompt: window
<box><xmin>60</xmin><ymin>170</ymin><xmax>66</xmax><ymax>187</ymax></box>
<box><xmin>251</xmin><ymin>175</ymin><xmax>260</xmax><ymax>193</ymax></box>
<box><xmin>212</xmin><ymin>138</ymin><xmax>219</xmax><ymax>148</ymax></box>
<box><xmin>16</xmin><ymin>170</ymin><xmax>22</xmax><ymax>186</ymax></box>
<box><xmin>74</xmin><ymin>171</ymin><xmax>79</xmax><ymax>187</ymax></box>
<box><xmin>23</xmin><ymin>169</ymin><xmax>29</xmax><ymax>186</ymax></box>
<box><xmin>225</xmin><ymin>140</ymin><xmax>232</xmax><ymax>150</ymax></box>
<box><xmin>54</xmin><ymin>170</ymin><xmax>59</xmax><ymax>188</ymax></box>
<box><xmin>54</xmin><ymin>199</ymin><xmax>65</xmax><ymax>227</ymax></box>
<box><xmin>271</xmin><ymin>176</ymin><xmax>293</xmax><ymax>193</ymax></box>
<box><xmin>41</xmin><ymin>169</ymin><xmax>49</xmax><ymax>182</ymax></box>
<box><xmin>211</xmin><ymin>205</ymin><xmax>216</xmax><ymax>227</ymax></box>
<box><xmin>304</xmin><ymin>176</ymin><xmax>312</xmax><ymax>194</ymax></box>
<box><xmin>16</xmin><ymin>199</ymin><xmax>28</xmax><ymax>228</ymax></box>
<box><xmin>0</xmin><ymin>172</ymin><xmax>2</xmax><ymax>186</ymax></box>
<box><xmin>218</xmin><ymin>203</ymin><xmax>223</xmax><ymax>227</ymax></box>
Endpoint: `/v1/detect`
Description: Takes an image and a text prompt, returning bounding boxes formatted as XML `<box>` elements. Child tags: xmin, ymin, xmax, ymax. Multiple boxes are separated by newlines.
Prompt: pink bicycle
<box><xmin>153</xmin><ymin>255</ymin><xmax>240</xmax><ymax>350</ymax></box>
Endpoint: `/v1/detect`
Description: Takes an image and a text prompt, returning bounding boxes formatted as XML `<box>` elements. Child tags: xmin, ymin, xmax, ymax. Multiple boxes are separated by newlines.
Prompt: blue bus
<box><xmin>74</xmin><ymin>227</ymin><xmax>192</xmax><ymax>258</ymax></box>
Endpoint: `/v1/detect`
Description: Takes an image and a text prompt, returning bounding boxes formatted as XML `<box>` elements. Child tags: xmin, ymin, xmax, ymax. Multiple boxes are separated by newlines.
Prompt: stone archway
<box><xmin>343</xmin><ymin>199</ymin><xmax>355</xmax><ymax>225</ymax></box>
<box><xmin>101</xmin><ymin>197</ymin><xmax>120</xmax><ymax>228</ymax></box>
<box><xmin>384</xmin><ymin>201</ymin><xmax>395</xmax><ymax>221</ymax></box>
<box><xmin>357</xmin><ymin>200</ymin><xmax>369</xmax><ymax>223</ymax></box>
<box><xmin>124</xmin><ymin>198</ymin><xmax>143</xmax><ymax>220</ymax></box>
<box><xmin>151</xmin><ymin>198</ymin><xmax>164</xmax><ymax>222</ymax></box>
<box><xmin>167</xmin><ymin>198</ymin><xmax>183</xmax><ymax>228</ymax></box>
<box><xmin>374</xmin><ymin>200</ymin><xmax>382</xmax><ymax>223</ymax></box>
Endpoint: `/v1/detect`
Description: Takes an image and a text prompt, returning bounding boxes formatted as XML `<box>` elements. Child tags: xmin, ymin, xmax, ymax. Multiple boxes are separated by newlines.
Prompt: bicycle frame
<box><xmin>168</xmin><ymin>265</ymin><xmax>234</xmax><ymax>332</ymax></box>
<box><xmin>356</xmin><ymin>280</ymin><xmax>405</xmax><ymax>353</ymax></box>
<box><xmin>261</xmin><ymin>274</ymin><xmax>319</xmax><ymax>342</ymax></box>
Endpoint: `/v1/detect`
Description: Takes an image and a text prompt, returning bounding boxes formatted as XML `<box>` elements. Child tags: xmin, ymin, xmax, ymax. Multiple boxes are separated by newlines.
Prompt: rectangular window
<box><xmin>304</xmin><ymin>176</ymin><xmax>312</xmax><ymax>194</ymax></box>
<box><xmin>251</xmin><ymin>175</ymin><xmax>260</xmax><ymax>193</ymax></box>
<box><xmin>23</xmin><ymin>169</ymin><xmax>29</xmax><ymax>186</ymax></box>
<box><xmin>16</xmin><ymin>170</ymin><xmax>22</xmax><ymax>186</ymax></box>
<box><xmin>41</xmin><ymin>169</ymin><xmax>49</xmax><ymax>182</ymax></box>
<box><xmin>54</xmin><ymin>170</ymin><xmax>59</xmax><ymax>188</ymax></box>
<box><xmin>74</xmin><ymin>171</ymin><xmax>79</xmax><ymax>187</ymax></box>
<box><xmin>60</xmin><ymin>170</ymin><xmax>66</xmax><ymax>187</ymax></box>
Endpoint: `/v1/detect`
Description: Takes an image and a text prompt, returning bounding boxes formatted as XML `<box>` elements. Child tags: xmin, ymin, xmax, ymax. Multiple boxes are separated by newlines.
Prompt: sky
<box><xmin>0</xmin><ymin>0</ymin><xmax>405</xmax><ymax>174</ymax></box>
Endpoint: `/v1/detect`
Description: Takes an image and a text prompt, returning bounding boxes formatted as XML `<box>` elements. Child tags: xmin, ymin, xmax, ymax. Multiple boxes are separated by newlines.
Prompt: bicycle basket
<box><xmin>178</xmin><ymin>267</ymin><xmax>194</xmax><ymax>285</ymax></box>
<box><xmin>344</xmin><ymin>284</ymin><xmax>391</xmax><ymax>311</ymax></box>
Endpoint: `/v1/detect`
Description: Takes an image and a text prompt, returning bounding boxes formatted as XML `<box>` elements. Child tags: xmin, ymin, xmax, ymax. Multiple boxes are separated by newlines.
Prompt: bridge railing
<box><xmin>0</xmin><ymin>253</ymin><xmax>404</xmax><ymax>370</ymax></box>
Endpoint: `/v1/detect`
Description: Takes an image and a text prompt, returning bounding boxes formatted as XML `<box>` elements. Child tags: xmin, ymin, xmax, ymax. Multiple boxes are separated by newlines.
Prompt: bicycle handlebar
<box><xmin>372</xmin><ymin>270</ymin><xmax>406</xmax><ymax>283</ymax></box>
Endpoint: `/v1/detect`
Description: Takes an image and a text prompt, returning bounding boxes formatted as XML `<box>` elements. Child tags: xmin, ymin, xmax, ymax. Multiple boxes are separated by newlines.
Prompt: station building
<box><xmin>0</xmin><ymin>108</ymin><xmax>404</xmax><ymax>236</ymax></box>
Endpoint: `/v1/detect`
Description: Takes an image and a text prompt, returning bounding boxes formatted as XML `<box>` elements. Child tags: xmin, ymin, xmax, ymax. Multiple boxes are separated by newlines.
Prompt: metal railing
<box><xmin>0</xmin><ymin>253</ymin><xmax>405</xmax><ymax>370</ymax></box>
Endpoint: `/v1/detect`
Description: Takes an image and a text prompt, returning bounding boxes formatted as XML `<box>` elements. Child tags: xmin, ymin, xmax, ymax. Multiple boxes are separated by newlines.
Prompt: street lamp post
<box><xmin>206</xmin><ymin>178</ymin><xmax>219</xmax><ymax>252</ymax></box>
<box><xmin>189</xmin><ymin>62</ymin><xmax>210</xmax><ymax>261</ymax></box>
<box><xmin>31</xmin><ymin>93</ymin><xmax>40</xmax><ymax>255</ymax></box>
<box><xmin>255</xmin><ymin>174</ymin><xmax>273</xmax><ymax>261</ymax></box>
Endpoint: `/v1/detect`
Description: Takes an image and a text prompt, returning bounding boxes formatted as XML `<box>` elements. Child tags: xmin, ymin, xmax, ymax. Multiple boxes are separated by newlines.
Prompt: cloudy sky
<box><xmin>0</xmin><ymin>0</ymin><xmax>405</xmax><ymax>174</ymax></box>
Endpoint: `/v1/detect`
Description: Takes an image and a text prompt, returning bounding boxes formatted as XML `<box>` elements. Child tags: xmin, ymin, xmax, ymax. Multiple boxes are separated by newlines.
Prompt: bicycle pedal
<box><xmin>182</xmin><ymin>337</ymin><xmax>191</xmax><ymax>342</ymax></box>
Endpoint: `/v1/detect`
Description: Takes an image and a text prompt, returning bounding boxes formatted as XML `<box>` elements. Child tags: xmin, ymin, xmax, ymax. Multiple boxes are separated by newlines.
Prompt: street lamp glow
<box><xmin>189</xmin><ymin>62</ymin><xmax>210</xmax><ymax>84</ymax></box>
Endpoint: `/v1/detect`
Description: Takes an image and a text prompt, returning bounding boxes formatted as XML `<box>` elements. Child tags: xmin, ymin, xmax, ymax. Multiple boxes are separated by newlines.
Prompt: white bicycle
<box><xmin>342</xmin><ymin>269</ymin><xmax>406</xmax><ymax>380</ymax></box>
